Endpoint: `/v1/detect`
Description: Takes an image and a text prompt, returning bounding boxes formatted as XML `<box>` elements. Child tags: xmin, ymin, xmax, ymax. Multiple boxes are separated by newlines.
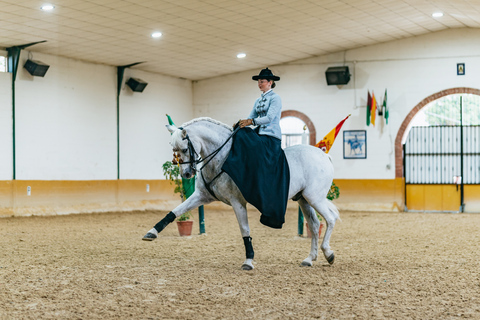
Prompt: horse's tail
<box><xmin>326</xmin><ymin>153</ymin><xmax>333</xmax><ymax>163</ymax></box>
<box><xmin>326</xmin><ymin>199</ymin><xmax>341</xmax><ymax>223</ymax></box>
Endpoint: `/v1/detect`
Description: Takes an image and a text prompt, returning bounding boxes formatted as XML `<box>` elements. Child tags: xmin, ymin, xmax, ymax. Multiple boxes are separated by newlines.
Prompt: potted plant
<box><xmin>306</xmin><ymin>182</ymin><xmax>340</xmax><ymax>238</ymax></box>
<box><xmin>162</xmin><ymin>161</ymin><xmax>193</xmax><ymax>236</ymax></box>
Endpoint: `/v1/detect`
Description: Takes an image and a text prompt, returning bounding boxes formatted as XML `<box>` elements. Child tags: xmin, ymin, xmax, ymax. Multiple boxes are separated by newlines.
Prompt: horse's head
<box><xmin>167</xmin><ymin>124</ymin><xmax>198</xmax><ymax>179</ymax></box>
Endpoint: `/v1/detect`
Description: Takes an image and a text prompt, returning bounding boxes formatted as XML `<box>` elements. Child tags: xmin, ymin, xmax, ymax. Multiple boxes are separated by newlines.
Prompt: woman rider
<box><xmin>222</xmin><ymin>67</ymin><xmax>290</xmax><ymax>229</ymax></box>
<box><xmin>142</xmin><ymin>68</ymin><xmax>290</xmax><ymax>242</ymax></box>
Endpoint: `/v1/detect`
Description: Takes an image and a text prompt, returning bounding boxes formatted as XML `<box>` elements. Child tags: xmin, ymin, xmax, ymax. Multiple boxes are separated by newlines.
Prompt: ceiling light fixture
<box><xmin>237</xmin><ymin>53</ymin><xmax>246</xmax><ymax>59</ymax></box>
<box><xmin>432</xmin><ymin>12</ymin><xmax>444</xmax><ymax>18</ymax></box>
<box><xmin>151</xmin><ymin>32</ymin><xmax>163</xmax><ymax>38</ymax></box>
<box><xmin>40</xmin><ymin>4</ymin><xmax>55</xmax><ymax>11</ymax></box>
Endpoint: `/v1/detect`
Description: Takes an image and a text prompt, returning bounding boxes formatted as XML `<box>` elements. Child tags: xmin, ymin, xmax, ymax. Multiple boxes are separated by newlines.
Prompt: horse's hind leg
<box><xmin>298</xmin><ymin>198</ymin><xmax>319</xmax><ymax>267</ymax></box>
<box><xmin>312</xmin><ymin>199</ymin><xmax>339</xmax><ymax>264</ymax></box>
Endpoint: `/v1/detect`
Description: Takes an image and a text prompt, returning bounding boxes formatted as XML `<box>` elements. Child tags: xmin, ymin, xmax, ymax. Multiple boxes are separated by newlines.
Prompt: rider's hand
<box><xmin>238</xmin><ymin>119</ymin><xmax>253</xmax><ymax>128</ymax></box>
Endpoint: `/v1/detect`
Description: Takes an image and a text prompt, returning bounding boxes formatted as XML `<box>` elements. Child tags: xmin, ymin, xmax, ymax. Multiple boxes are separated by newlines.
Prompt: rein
<box><xmin>173</xmin><ymin>126</ymin><xmax>240</xmax><ymax>199</ymax></box>
<box><xmin>197</xmin><ymin>126</ymin><xmax>241</xmax><ymax>169</ymax></box>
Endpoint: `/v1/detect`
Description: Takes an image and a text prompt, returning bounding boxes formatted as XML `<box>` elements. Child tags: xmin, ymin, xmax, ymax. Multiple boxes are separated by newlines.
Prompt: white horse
<box><xmin>143</xmin><ymin>117</ymin><xmax>340</xmax><ymax>270</ymax></box>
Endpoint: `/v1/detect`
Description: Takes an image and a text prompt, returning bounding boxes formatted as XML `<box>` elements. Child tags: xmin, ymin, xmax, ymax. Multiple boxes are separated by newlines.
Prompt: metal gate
<box><xmin>404</xmin><ymin>125</ymin><xmax>480</xmax><ymax>212</ymax></box>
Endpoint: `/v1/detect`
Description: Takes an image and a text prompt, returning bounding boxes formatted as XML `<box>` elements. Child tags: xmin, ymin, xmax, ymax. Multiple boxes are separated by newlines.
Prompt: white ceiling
<box><xmin>1</xmin><ymin>0</ymin><xmax>479</xmax><ymax>80</ymax></box>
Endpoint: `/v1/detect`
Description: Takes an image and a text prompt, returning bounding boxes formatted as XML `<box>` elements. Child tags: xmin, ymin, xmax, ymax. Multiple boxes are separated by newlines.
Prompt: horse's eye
<box><xmin>182</xmin><ymin>149</ymin><xmax>188</xmax><ymax>153</ymax></box>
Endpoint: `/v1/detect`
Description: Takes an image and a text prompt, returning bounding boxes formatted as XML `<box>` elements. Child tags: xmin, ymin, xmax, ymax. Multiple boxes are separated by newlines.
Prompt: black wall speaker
<box><xmin>325</xmin><ymin>66</ymin><xmax>350</xmax><ymax>85</ymax></box>
<box><xmin>126</xmin><ymin>77</ymin><xmax>148</xmax><ymax>92</ymax></box>
<box><xmin>24</xmin><ymin>59</ymin><xmax>50</xmax><ymax>77</ymax></box>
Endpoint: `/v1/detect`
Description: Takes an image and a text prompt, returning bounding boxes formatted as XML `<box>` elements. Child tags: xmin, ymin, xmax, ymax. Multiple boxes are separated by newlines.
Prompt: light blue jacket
<box><xmin>248</xmin><ymin>90</ymin><xmax>282</xmax><ymax>140</ymax></box>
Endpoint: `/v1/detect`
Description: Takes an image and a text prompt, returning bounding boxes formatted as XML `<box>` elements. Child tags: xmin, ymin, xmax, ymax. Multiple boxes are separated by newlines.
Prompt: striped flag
<box><xmin>383</xmin><ymin>89</ymin><xmax>388</xmax><ymax>125</ymax></box>
<box><xmin>366</xmin><ymin>91</ymin><xmax>371</xmax><ymax>126</ymax></box>
<box><xmin>378</xmin><ymin>95</ymin><xmax>383</xmax><ymax>116</ymax></box>
<box><xmin>371</xmin><ymin>92</ymin><xmax>377</xmax><ymax>127</ymax></box>
<box><xmin>315</xmin><ymin>114</ymin><xmax>351</xmax><ymax>153</ymax></box>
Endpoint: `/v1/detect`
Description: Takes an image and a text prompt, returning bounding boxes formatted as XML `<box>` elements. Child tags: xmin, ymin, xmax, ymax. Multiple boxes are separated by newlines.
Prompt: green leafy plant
<box><xmin>162</xmin><ymin>161</ymin><xmax>192</xmax><ymax>221</ymax></box>
<box><xmin>314</xmin><ymin>182</ymin><xmax>340</xmax><ymax>223</ymax></box>
<box><xmin>327</xmin><ymin>182</ymin><xmax>340</xmax><ymax>201</ymax></box>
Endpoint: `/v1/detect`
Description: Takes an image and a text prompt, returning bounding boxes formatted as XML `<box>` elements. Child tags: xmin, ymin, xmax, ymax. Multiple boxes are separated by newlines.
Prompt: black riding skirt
<box><xmin>222</xmin><ymin>127</ymin><xmax>290</xmax><ymax>229</ymax></box>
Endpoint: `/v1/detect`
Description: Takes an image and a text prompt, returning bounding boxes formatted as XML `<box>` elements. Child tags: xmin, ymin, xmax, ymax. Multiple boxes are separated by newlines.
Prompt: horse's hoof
<box><xmin>241</xmin><ymin>264</ymin><xmax>254</xmax><ymax>271</ymax></box>
<box><xmin>142</xmin><ymin>232</ymin><xmax>157</xmax><ymax>241</ymax></box>
<box><xmin>300</xmin><ymin>261</ymin><xmax>312</xmax><ymax>267</ymax></box>
<box><xmin>326</xmin><ymin>253</ymin><xmax>335</xmax><ymax>265</ymax></box>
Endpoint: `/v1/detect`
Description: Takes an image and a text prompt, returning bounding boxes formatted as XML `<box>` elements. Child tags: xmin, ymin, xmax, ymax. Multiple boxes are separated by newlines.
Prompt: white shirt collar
<box><xmin>261</xmin><ymin>89</ymin><xmax>272</xmax><ymax>97</ymax></box>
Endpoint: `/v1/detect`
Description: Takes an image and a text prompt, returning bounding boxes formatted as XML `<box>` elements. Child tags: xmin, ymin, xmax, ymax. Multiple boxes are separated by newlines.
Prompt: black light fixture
<box><xmin>325</xmin><ymin>66</ymin><xmax>350</xmax><ymax>85</ymax></box>
<box><xmin>126</xmin><ymin>77</ymin><xmax>148</xmax><ymax>92</ymax></box>
<box><xmin>24</xmin><ymin>59</ymin><xmax>50</xmax><ymax>77</ymax></box>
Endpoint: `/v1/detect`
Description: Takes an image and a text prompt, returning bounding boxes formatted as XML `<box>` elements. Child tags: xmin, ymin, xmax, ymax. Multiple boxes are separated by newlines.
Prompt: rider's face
<box><xmin>258</xmin><ymin>79</ymin><xmax>272</xmax><ymax>93</ymax></box>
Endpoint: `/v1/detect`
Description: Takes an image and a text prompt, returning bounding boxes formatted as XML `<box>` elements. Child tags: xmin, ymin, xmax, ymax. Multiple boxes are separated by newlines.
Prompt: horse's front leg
<box><xmin>142</xmin><ymin>191</ymin><xmax>210</xmax><ymax>241</ymax></box>
<box><xmin>231</xmin><ymin>201</ymin><xmax>254</xmax><ymax>270</ymax></box>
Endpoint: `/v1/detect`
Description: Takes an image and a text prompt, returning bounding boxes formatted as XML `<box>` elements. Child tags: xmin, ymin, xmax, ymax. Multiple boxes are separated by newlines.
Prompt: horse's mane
<box><xmin>180</xmin><ymin>117</ymin><xmax>233</xmax><ymax>132</ymax></box>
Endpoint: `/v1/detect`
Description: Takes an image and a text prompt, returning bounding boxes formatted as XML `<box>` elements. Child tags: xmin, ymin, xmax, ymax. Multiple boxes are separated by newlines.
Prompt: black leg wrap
<box><xmin>243</xmin><ymin>236</ymin><xmax>254</xmax><ymax>259</ymax></box>
<box><xmin>154</xmin><ymin>211</ymin><xmax>176</xmax><ymax>233</ymax></box>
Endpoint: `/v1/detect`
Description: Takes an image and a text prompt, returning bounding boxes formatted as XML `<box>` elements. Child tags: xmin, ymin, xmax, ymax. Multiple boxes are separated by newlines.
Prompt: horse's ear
<box><xmin>166</xmin><ymin>124</ymin><xmax>177</xmax><ymax>134</ymax></box>
<box><xmin>181</xmin><ymin>128</ymin><xmax>187</xmax><ymax>139</ymax></box>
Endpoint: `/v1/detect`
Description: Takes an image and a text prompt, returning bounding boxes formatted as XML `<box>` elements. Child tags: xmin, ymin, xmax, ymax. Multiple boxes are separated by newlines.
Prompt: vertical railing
<box><xmin>460</xmin><ymin>97</ymin><xmax>465</xmax><ymax>211</ymax></box>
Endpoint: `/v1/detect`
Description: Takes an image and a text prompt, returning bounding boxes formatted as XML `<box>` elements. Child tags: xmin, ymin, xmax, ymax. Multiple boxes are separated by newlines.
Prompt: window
<box><xmin>280</xmin><ymin>116</ymin><xmax>309</xmax><ymax>149</ymax></box>
<box><xmin>411</xmin><ymin>94</ymin><xmax>480</xmax><ymax>126</ymax></box>
<box><xmin>0</xmin><ymin>53</ymin><xmax>6</xmax><ymax>72</ymax></box>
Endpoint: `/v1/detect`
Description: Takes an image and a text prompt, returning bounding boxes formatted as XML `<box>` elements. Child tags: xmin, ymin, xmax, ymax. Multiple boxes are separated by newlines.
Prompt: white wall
<box><xmin>2</xmin><ymin>51</ymin><xmax>193</xmax><ymax>181</ymax></box>
<box><xmin>193</xmin><ymin>28</ymin><xmax>480</xmax><ymax>180</ymax></box>
<box><xmin>0</xmin><ymin>66</ymin><xmax>12</xmax><ymax>180</ymax></box>
<box><xmin>119</xmin><ymin>68</ymin><xmax>192</xmax><ymax>179</ymax></box>
<box><xmin>2</xmin><ymin>28</ymin><xmax>479</xmax><ymax>182</ymax></box>
<box><xmin>15</xmin><ymin>51</ymin><xmax>117</xmax><ymax>180</ymax></box>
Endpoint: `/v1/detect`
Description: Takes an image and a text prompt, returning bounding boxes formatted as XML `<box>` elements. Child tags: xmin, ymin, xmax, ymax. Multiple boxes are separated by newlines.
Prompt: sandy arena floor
<box><xmin>1</xmin><ymin>207</ymin><xmax>480</xmax><ymax>319</ymax></box>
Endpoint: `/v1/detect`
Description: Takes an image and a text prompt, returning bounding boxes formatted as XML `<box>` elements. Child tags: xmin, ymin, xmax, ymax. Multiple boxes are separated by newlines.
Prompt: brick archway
<box><xmin>281</xmin><ymin>110</ymin><xmax>316</xmax><ymax>145</ymax></box>
<box><xmin>395</xmin><ymin>87</ymin><xmax>480</xmax><ymax>178</ymax></box>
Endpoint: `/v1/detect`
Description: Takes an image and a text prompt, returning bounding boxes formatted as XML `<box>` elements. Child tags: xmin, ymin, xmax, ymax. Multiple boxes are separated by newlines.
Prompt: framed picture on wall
<box><xmin>343</xmin><ymin>130</ymin><xmax>367</xmax><ymax>159</ymax></box>
<box><xmin>457</xmin><ymin>63</ymin><xmax>465</xmax><ymax>75</ymax></box>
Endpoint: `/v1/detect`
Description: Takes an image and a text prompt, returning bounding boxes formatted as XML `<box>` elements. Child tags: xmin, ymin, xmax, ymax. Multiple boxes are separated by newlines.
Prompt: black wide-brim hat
<box><xmin>252</xmin><ymin>67</ymin><xmax>280</xmax><ymax>81</ymax></box>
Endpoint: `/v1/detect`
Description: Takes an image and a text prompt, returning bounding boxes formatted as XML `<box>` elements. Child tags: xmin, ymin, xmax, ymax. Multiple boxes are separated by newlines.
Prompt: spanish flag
<box><xmin>315</xmin><ymin>114</ymin><xmax>351</xmax><ymax>153</ymax></box>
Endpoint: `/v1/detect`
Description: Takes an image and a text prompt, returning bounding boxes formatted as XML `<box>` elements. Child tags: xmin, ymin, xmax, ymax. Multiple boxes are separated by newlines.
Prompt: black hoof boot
<box><xmin>326</xmin><ymin>253</ymin><xmax>335</xmax><ymax>265</ymax></box>
<box><xmin>142</xmin><ymin>232</ymin><xmax>157</xmax><ymax>241</ymax></box>
<box><xmin>241</xmin><ymin>264</ymin><xmax>253</xmax><ymax>271</ymax></box>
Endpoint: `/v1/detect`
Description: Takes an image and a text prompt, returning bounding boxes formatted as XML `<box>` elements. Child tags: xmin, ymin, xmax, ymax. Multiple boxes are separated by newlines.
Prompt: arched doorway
<box><xmin>396</xmin><ymin>87</ymin><xmax>480</xmax><ymax>212</ymax></box>
<box><xmin>281</xmin><ymin>110</ymin><xmax>316</xmax><ymax>145</ymax></box>
<box><xmin>395</xmin><ymin>87</ymin><xmax>480</xmax><ymax>178</ymax></box>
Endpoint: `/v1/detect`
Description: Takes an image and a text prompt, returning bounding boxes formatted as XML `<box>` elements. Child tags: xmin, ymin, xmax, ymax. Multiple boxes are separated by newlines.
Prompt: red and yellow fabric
<box><xmin>371</xmin><ymin>92</ymin><xmax>377</xmax><ymax>127</ymax></box>
<box><xmin>366</xmin><ymin>91</ymin><xmax>372</xmax><ymax>126</ymax></box>
<box><xmin>315</xmin><ymin>114</ymin><xmax>351</xmax><ymax>153</ymax></box>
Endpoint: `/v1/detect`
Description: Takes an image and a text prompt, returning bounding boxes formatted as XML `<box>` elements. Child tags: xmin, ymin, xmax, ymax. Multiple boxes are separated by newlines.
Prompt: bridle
<box><xmin>172</xmin><ymin>126</ymin><xmax>240</xmax><ymax>180</ymax></box>
<box><xmin>172</xmin><ymin>129</ymin><xmax>199</xmax><ymax>175</ymax></box>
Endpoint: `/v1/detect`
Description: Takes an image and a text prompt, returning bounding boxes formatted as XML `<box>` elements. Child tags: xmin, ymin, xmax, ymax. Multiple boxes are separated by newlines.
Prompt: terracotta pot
<box><xmin>177</xmin><ymin>220</ymin><xmax>194</xmax><ymax>236</ymax></box>
<box><xmin>305</xmin><ymin>222</ymin><xmax>324</xmax><ymax>238</ymax></box>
